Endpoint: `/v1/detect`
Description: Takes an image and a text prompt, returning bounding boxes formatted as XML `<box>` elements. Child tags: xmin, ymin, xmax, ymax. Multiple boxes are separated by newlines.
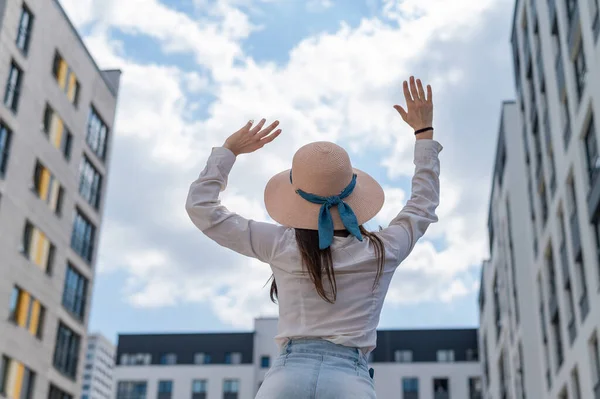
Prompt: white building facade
<box><xmin>480</xmin><ymin>0</ymin><xmax>600</xmax><ymax>397</ymax></box>
<box><xmin>82</xmin><ymin>333</ymin><xmax>115</xmax><ymax>399</ymax></box>
<box><xmin>114</xmin><ymin>318</ymin><xmax>483</xmax><ymax>399</ymax></box>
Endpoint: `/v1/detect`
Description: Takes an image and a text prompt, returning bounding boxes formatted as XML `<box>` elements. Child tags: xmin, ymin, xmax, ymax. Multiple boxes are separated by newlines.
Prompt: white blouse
<box><xmin>186</xmin><ymin>139</ymin><xmax>443</xmax><ymax>353</ymax></box>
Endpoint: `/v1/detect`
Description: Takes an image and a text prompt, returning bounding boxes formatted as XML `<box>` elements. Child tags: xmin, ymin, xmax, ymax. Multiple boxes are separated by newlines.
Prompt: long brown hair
<box><xmin>269</xmin><ymin>226</ymin><xmax>385</xmax><ymax>303</ymax></box>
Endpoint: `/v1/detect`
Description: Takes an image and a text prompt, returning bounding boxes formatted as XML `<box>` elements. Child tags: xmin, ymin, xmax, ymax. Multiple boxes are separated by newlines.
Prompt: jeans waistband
<box><xmin>282</xmin><ymin>339</ymin><xmax>368</xmax><ymax>365</ymax></box>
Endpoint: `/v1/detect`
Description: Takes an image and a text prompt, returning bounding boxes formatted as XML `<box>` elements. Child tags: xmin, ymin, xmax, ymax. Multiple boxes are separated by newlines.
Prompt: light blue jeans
<box><xmin>255</xmin><ymin>339</ymin><xmax>376</xmax><ymax>399</ymax></box>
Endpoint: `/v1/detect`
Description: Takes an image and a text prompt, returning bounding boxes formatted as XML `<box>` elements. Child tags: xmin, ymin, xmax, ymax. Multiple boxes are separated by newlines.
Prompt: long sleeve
<box><xmin>185</xmin><ymin>147</ymin><xmax>287</xmax><ymax>263</ymax></box>
<box><xmin>380</xmin><ymin>139</ymin><xmax>443</xmax><ymax>264</ymax></box>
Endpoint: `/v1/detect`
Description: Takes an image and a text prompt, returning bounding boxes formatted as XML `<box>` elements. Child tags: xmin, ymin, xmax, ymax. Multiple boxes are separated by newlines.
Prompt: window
<box><xmin>0</xmin><ymin>121</ymin><xmax>12</xmax><ymax>177</ymax></box>
<box><xmin>192</xmin><ymin>379</ymin><xmax>207</xmax><ymax>399</ymax></box>
<box><xmin>8</xmin><ymin>286</ymin><xmax>45</xmax><ymax>338</ymax></box>
<box><xmin>573</xmin><ymin>41</ymin><xmax>587</xmax><ymax>100</ymax></box>
<box><xmin>33</xmin><ymin>161</ymin><xmax>64</xmax><ymax>215</ymax></box>
<box><xmin>62</xmin><ymin>264</ymin><xmax>88</xmax><ymax>320</ymax></box>
<box><xmin>16</xmin><ymin>4</ymin><xmax>34</xmax><ymax>54</ymax></box>
<box><xmin>433</xmin><ymin>378</ymin><xmax>449</xmax><ymax>398</ymax></box>
<box><xmin>562</xmin><ymin>98</ymin><xmax>571</xmax><ymax>148</ymax></box>
<box><xmin>121</xmin><ymin>353</ymin><xmax>151</xmax><ymax>366</ymax></box>
<box><xmin>469</xmin><ymin>377</ymin><xmax>482</xmax><ymax>399</ymax></box>
<box><xmin>552</xmin><ymin>317</ymin><xmax>565</xmax><ymax>369</ymax></box>
<box><xmin>87</xmin><ymin>107</ymin><xmax>109</xmax><ymax>160</ymax></box>
<box><xmin>394</xmin><ymin>350</ymin><xmax>413</xmax><ymax>363</ymax></box>
<box><xmin>71</xmin><ymin>210</ymin><xmax>96</xmax><ymax>263</ymax></box>
<box><xmin>402</xmin><ymin>377</ymin><xmax>419</xmax><ymax>398</ymax></box>
<box><xmin>225</xmin><ymin>352</ymin><xmax>242</xmax><ymax>364</ymax></box>
<box><xmin>584</xmin><ymin>117</ymin><xmax>599</xmax><ymax>185</ymax></box>
<box><xmin>260</xmin><ymin>355</ymin><xmax>270</xmax><ymax>368</ymax></box>
<box><xmin>22</xmin><ymin>221</ymin><xmax>55</xmax><ymax>274</ymax></box>
<box><xmin>194</xmin><ymin>352</ymin><xmax>211</xmax><ymax>364</ymax></box>
<box><xmin>493</xmin><ymin>273</ymin><xmax>501</xmax><ymax>339</ymax></box>
<box><xmin>436</xmin><ymin>350</ymin><xmax>454</xmax><ymax>362</ymax></box>
<box><xmin>52</xmin><ymin>51</ymin><xmax>80</xmax><ymax>106</ymax></box>
<box><xmin>0</xmin><ymin>355</ymin><xmax>35</xmax><ymax>399</ymax></box>
<box><xmin>591</xmin><ymin>333</ymin><xmax>600</xmax><ymax>392</ymax></box>
<box><xmin>159</xmin><ymin>353</ymin><xmax>176</xmax><ymax>365</ymax></box>
<box><xmin>53</xmin><ymin>322</ymin><xmax>81</xmax><ymax>379</ymax></box>
<box><xmin>42</xmin><ymin>104</ymin><xmax>73</xmax><ymax>160</ymax></box>
<box><xmin>571</xmin><ymin>367</ymin><xmax>582</xmax><ymax>399</ymax></box>
<box><xmin>591</xmin><ymin>0</ymin><xmax>600</xmax><ymax>40</ymax></box>
<box><xmin>48</xmin><ymin>384</ymin><xmax>74</xmax><ymax>399</ymax></box>
<box><xmin>157</xmin><ymin>380</ymin><xmax>172</xmax><ymax>399</ymax></box>
<box><xmin>223</xmin><ymin>379</ymin><xmax>239</xmax><ymax>399</ymax></box>
<box><xmin>116</xmin><ymin>381</ymin><xmax>147</xmax><ymax>399</ymax></box>
<box><xmin>79</xmin><ymin>156</ymin><xmax>103</xmax><ymax>209</ymax></box>
<box><xmin>4</xmin><ymin>61</ymin><xmax>23</xmax><ymax>113</ymax></box>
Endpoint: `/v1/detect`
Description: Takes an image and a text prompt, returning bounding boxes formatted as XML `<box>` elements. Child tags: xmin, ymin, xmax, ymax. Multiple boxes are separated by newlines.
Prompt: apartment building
<box><xmin>0</xmin><ymin>0</ymin><xmax>120</xmax><ymax>398</ymax></box>
<box><xmin>480</xmin><ymin>0</ymin><xmax>600</xmax><ymax>398</ymax></box>
<box><xmin>114</xmin><ymin>318</ymin><xmax>483</xmax><ymax>399</ymax></box>
<box><xmin>82</xmin><ymin>334</ymin><xmax>116</xmax><ymax>399</ymax></box>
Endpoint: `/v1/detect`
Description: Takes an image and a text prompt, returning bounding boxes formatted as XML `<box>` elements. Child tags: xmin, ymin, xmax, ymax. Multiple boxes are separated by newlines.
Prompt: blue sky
<box><xmin>59</xmin><ymin>0</ymin><xmax>516</xmax><ymax>343</ymax></box>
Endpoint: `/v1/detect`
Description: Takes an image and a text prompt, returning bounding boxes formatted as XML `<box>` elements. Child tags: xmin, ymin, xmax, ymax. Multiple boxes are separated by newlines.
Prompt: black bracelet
<box><xmin>415</xmin><ymin>127</ymin><xmax>434</xmax><ymax>135</ymax></box>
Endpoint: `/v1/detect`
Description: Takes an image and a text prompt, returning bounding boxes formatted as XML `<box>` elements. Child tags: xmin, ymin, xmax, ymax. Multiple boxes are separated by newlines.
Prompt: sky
<box><xmin>57</xmin><ymin>0</ymin><xmax>518</xmax><ymax>343</ymax></box>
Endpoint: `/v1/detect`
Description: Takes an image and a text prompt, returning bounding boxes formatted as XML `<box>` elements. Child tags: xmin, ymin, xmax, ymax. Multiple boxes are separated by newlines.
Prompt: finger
<box><xmin>410</xmin><ymin>76</ymin><xmax>420</xmax><ymax>101</ymax></box>
<box><xmin>256</xmin><ymin>120</ymin><xmax>280</xmax><ymax>139</ymax></box>
<box><xmin>427</xmin><ymin>84</ymin><xmax>433</xmax><ymax>103</ymax></box>
<box><xmin>403</xmin><ymin>81</ymin><xmax>413</xmax><ymax>103</ymax></box>
<box><xmin>238</xmin><ymin>119</ymin><xmax>254</xmax><ymax>132</ymax></box>
<box><xmin>393</xmin><ymin>105</ymin><xmax>408</xmax><ymax>121</ymax></box>
<box><xmin>259</xmin><ymin>129</ymin><xmax>282</xmax><ymax>147</ymax></box>
<box><xmin>416</xmin><ymin>79</ymin><xmax>426</xmax><ymax>101</ymax></box>
<box><xmin>250</xmin><ymin>118</ymin><xmax>266</xmax><ymax>134</ymax></box>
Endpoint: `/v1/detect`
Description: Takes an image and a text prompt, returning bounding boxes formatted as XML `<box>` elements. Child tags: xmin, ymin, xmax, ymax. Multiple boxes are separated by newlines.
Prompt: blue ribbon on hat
<box><xmin>292</xmin><ymin>172</ymin><xmax>363</xmax><ymax>250</ymax></box>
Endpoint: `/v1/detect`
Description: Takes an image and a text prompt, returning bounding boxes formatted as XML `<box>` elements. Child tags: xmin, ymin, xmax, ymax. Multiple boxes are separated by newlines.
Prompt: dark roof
<box><xmin>372</xmin><ymin>329</ymin><xmax>479</xmax><ymax>362</ymax></box>
<box><xmin>116</xmin><ymin>333</ymin><xmax>254</xmax><ymax>365</ymax></box>
<box><xmin>116</xmin><ymin>328</ymin><xmax>479</xmax><ymax>365</ymax></box>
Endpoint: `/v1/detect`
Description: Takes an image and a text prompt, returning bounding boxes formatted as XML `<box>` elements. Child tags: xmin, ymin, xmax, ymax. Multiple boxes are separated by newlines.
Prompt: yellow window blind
<box><xmin>57</xmin><ymin>59</ymin><xmax>68</xmax><ymax>89</ymax></box>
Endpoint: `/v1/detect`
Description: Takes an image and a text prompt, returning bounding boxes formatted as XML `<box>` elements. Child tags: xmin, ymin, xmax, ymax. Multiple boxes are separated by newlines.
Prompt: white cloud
<box><xmin>307</xmin><ymin>0</ymin><xmax>334</xmax><ymax>12</ymax></box>
<box><xmin>63</xmin><ymin>0</ymin><xmax>513</xmax><ymax>328</ymax></box>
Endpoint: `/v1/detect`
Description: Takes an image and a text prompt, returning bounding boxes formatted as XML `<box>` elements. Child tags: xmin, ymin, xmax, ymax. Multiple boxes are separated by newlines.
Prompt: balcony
<box><xmin>549</xmin><ymin>293</ymin><xmax>559</xmax><ymax>321</ymax></box>
<box><xmin>556</xmin><ymin>56</ymin><xmax>566</xmax><ymax>98</ymax></box>
<box><xmin>434</xmin><ymin>392</ymin><xmax>450</xmax><ymax>399</ymax></box>
<box><xmin>587</xmin><ymin>168</ymin><xmax>600</xmax><ymax>225</ymax></box>
<box><xmin>403</xmin><ymin>393</ymin><xmax>418</xmax><ymax>399</ymax></box>
<box><xmin>560</xmin><ymin>243</ymin><xmax>570</xmax><ymax>288</ymax></box>
<box><xmin>568</xmin><ymin>317</ymin><xmax>577</xmax><ymax>345</ymax></box>
<box><xmin>548</xmin><ymin>0</ymin><xmax>557</xmax><ymax>23</ymax></box>
<box><xmin>570</xmin><ymin>213</ymin><xmax>582</xmax><ymax>260</ymax></box>
<box><xmin>579</xmin><ymin>293</ymin><xmax>589</xmax><ymax>321</ymax></box>
<box><xmin>567</xmin><ymin>5</ymin><xmax>581</xmax><ymax>57</ymax></box>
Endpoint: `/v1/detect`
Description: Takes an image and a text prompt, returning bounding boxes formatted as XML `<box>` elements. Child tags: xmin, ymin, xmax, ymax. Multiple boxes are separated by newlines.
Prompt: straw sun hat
<box><xmin>264</xmin><ymin>141</ymin><xmax>385</xmax><ymax>249</ymax></box>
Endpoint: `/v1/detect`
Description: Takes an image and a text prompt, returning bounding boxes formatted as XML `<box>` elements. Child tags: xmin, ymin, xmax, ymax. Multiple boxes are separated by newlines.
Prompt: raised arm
<box><xmin>185</xmin><ymin>119</ymin><xmax>284</xmax><ymax>263</ymax></box>
<box><xmin>382</xmin><ymin>76</ymin><xmax>442</xmax><ymax>263</ymax></box>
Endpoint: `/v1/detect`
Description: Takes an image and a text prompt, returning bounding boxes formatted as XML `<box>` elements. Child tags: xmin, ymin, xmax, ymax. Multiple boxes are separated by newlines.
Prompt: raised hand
<box><xmin>223</xmin><ymin>119</ymin><xmax>282</xmax><ymax>156</ymax></box>
<box><xmin>393</xmin><ymin>76</ymin><xmax>434</xmax><ymax>138</ymax></box>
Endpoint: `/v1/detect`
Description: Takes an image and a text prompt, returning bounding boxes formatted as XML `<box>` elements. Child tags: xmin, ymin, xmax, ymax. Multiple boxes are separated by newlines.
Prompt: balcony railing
<box><xmin>560</xmin><ymin>243</ymin><xmax>570</xmax><ymax>288</ymax></box>
<box><xmin>434</xmin><ymin>392</ymin><xmax>450</xmax><ymax>399</ymax></box>
<box><xmin>568</xmin><ymin>317</ymin><xmax>577</xmax><ymax>345</ymax></box>
<box><xmin>567</xmin><ymin>5</ymin><xmax>581</xmax><ymax>56</ymax></box>
<box><xmin>570</xmin><ymin>213</ymin><xmax>582</xmax><ymax>260</ymax></box>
